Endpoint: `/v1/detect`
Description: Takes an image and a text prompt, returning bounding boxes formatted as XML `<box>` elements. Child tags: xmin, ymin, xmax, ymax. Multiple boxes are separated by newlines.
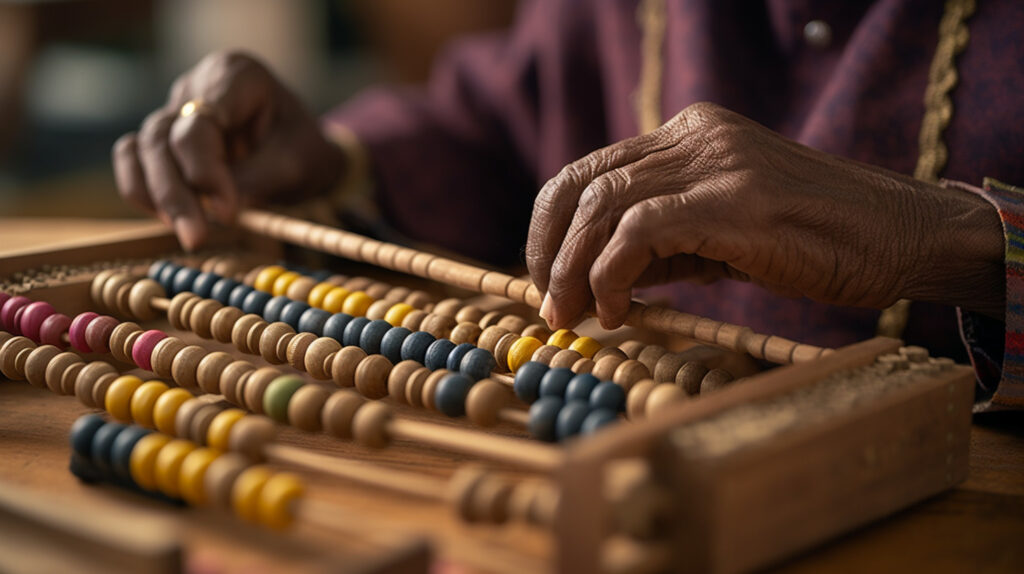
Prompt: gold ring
<box><xmin>179</xmin><ymin>98</ymin><xmax>221</xmax><ymax>126</ymax></box>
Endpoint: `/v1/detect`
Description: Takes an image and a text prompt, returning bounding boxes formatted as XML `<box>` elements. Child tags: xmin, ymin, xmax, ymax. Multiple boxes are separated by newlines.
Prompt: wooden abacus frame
<box><xmin>0</xmin><ymin>210</ymin><xmax>975</xmax><ymax>574</ymax></box>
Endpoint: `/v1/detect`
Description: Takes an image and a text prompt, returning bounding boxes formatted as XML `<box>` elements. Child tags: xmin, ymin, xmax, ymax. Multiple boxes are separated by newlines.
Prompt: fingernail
<box><xmin>539</xmin><ymin>293</ymin><xmax>556</xmax><ymax>327</ymax></box>
<box><xmin>173</xmin><ymin>217</ymin><xmax>204</xmax><ymax>252</ymax></box>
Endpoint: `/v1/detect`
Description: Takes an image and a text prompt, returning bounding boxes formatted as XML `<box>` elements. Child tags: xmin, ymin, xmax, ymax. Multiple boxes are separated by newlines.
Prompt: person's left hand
<box><xmin>526</xmin><ymin>102</ymin><xmax>1005</xmax><ymax>330</ymax></box>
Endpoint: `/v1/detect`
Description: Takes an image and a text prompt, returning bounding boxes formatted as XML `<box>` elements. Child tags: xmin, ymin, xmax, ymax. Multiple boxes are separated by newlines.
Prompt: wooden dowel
<box><xmin>388</xmin><ymin>419</ymin><xmax>561</xmax><ymax>472</ymax></box>
<box><xmin>498</xmin><ymin>409</ymin><xmax>530</xmax><ymax>426</ymax></box>
<box><xmin>296</xmin><ymin>500</ymin><xmax>418</xmax><ymax>549</ymax></box>
<box><xmin>151</xmin><ymin>297</ymin><xmax>170</xmax><ymax>312</ymax></box>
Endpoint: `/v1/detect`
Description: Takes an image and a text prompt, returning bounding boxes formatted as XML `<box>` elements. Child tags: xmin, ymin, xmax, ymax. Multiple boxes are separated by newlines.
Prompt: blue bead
<box><xmin>191</xmin><ymin>272</ymin><xmax>220</xmax><ymax>298</ymax></box>
<box><xmin>380</xmin><ymin>327</ymin><xmax>412</xmax><ymax>364</ymax></box>
<box><xmin>110</xmin><ymin>426</ymin><xmax>150</xmax><ymax>483</ymax></box>
<box><xmin>69</xmin><ymin>414</ymin><xmax>106</xmax><ymax>459</ymax></box>
<box><xmin>241</xmin><ymin>290</ymin><xmax>272</xmax><ymax>315</ymax></box>
<box><xmin>343</xmin><ymin>317</ymin><xmax>372</xmax><ymax>348</ymax></box>
<box><xmin>297</xmin><ymin>308</ymin><xmax>331</xmax><ymax>336</ymax></box>
<box><xmin>323</xmin><ymin>313</ymin><xmax>354</xmax><ymax>342</ymax></box>
<box><xmin>210</xmin><ymin>278</ymin><xmax>241</xmax><ymax>305</ymax></box>
<box><xmin>310</xmin><ymin>270</ymin><xmax>332</xmax><ymax>282</ymax></box>
<box><xmin>228</xmin><ymin>284</ymin><xmax>254</xmax><ymax>309</ymax></box>
<box><xmin>262</xmin><ymin>296</ymin><xmax>292</xmax><ymax>323</ymax></box>
<box><xmin>401</xmin><ymin>331</ymin><xmax>436</xmax><ymax>363</ymax></box>
<box><xmin>280</xmin><ymin>301</ymin><xmax>311</xmax><ymax>329</ymax></box>
<box><xmin>359</xmin><ymin>320</ymin><xmax>392</xmax><ymax>354</ymax></box>
<box><xmin>460</xmin><ymin>348</ymin><xmax>497</xmax><ymax>381</ymax></box>
<box><xmin>539</xmin><ymin>368</ymin><xmax>575</xmax><ymax>399</ymax></box>
<box><xmin>555</xmin><ymin>400</ymin><xmax>591</xmax><ymax>441</ymax></box>
<box><xmin>156</xmin><ymin>263</ymin><xmax>182</xmax><ymax>293</ymax></box>
<box><xmin>565</xmin><ymin>373</ymin><xmax>601</xmax><ymax>402</ymax></box>
<box><xmin>589</xmin><ymin>381</ymin><xmax>626</xmax><ymax>412</ymax></box>
<box><xmin>528</xmin><ymin>396</ymin><xmax>564</xmax><ymax>442</ymax></box>
<box><xmin>171</xmin><ymin>267</ymin><xmax>200</xmax><ymax>296</ymax></box>
<box><xmin>69</xmin><ymin>451</ymin><xmax>103</xmax><ymax>483</ymax></box>
<box><xmin>435</xmin><ymin>373</ymin><xmax>475</xmax><ymax>417</ymax></box>
<box><xmin>513</xmin><ymin>361</ymin><xmax>549</xmax><ymax>404</ymax></box>
<box><xmin>446</xmin><ymin>343</ymin><xmax>476</xmax><ymax>372</ymax></box>
<box><xmin>424</xmin><ymin>339</ymin><xmax>457</xmax><ymax>370</ymax></box>
<box><xmin>91</xmin><ymin>421</ymin><xmax>127</xmax><ymax>475</ymax></box>
<box><xmin>147</xmin><ymin>260</ymin><xmax>171</xmax><ymax>281</ymax></box>
<box><xmin>581</xmin><ymin>408</ymin><xmax>619</xmax><ymax>434</ymax></box>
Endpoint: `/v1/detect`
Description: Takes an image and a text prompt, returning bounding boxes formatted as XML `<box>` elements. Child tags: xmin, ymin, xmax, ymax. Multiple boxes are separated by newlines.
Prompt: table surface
<box><xmin>1</xmin><ymin>217</ymin><xmax>1023</xmax><ymax>573</ymax></box>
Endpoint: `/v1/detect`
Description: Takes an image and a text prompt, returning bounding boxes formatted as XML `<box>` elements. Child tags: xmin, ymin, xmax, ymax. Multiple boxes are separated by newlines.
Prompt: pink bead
<box><xmin>69</xmin><ymin>312</ymin><xmax>99</xmax><ymax>352</ymax></box>
<box><xmin>39</xmin><ymin>313</ymin><xmax>72</xmax><ymax>348</ymax></box>
<box><xmin>1</xmin><ymin>296</ymin><xmax>31</xmax><ymax>333</ymax></box>
<box><xmin>131</xmin><ymin>330</ymin><xmax>167</xmax><ymax>371</ymax></box>
<box><xmin>19</xmin><ymin>301</ymin><xmax>55</xmax><ymax>342</ymax></box>
<box><xmin>0</xmin><ymin>294</ymin><xmax>10</xmax><ymax>313</ymax></box>
<box><xmin>84</xmin><ymin>315</ymin><xmax>119</xmax><ymax>354</ymax></box>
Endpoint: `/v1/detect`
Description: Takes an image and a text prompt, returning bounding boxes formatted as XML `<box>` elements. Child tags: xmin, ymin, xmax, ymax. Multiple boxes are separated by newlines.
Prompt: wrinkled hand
<box><xmin>527</xmin><ymin>102</ymin><xmax>1005</xmax><ymax>330</ymax></box>
<box><xmin>113</xmin><ymin>51</ymin><xmax>344</xmax><ymax>250</ymax></box>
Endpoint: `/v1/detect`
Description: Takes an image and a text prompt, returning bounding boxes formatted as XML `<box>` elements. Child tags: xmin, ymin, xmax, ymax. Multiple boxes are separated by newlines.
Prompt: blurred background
<box><xmin>0</xmin><ymin>0</ymin><xmax>517</xmax><ymax>218</ymax></box>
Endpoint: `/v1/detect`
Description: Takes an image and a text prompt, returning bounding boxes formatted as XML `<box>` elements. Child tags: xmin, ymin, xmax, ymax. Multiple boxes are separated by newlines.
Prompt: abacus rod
<box><xmin>388</xmin><ymin>419</ymin><xmax>561</xmax><ymax>472</ymax></box>
<box><xmin>498</xmin><ymin>409</ymin><xmax>530</xmax><ymax>426</ymax></box>
<box><xmin>296</xmin><ymin>501</ymin><xmax>417</xmax><ymax>549</ymax></box>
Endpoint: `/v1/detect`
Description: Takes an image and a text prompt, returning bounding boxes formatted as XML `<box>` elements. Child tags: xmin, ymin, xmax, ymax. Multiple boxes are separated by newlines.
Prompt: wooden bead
<box><xmin>286</xmin><ymin>332</ymin><xmax>318</xmax><ymax>372</ymax></box>
<box><xmin>468</xmin><ymin>475</ymin><xmax>513</xmax><ymax>524</ymax></box>
<box><xmin>477</xmin><ymin>326</ymin><xmax>509</xmax><ymax>354</ymax></box>
<box><xmin>271</xmin><ymin>270</ymin><xmax>301</xmax><ymax>296</ymax></box>
<box><xmin>83</xmin><ymin>315</ymin><xmax>119</xmax><ymax>354</ymax></box>
<box><xmin>259</xmin><ymin>322</ymin><xmax>295</xmax><ymax>364</ymax></box>
<box><xmin>383</xmin><ymin>302</ymin><xmax>415</xmax><ymax>327</ymax></box>
<box><xmin>179</xmin><ymin>297</ymin><xmax>202</xmax><ymax>331</ymax></box>
<box><xmin>89</xmin><ymin>372</ymin><xmax>118</xmax><ymax>408</ymax></box>
<box><xmin>57</xmin><ymin>363</ymin><xmax>85</xmax><ymax>397</ymax></box>
<box><xmin>383</xmin><ymin>286</ymin><xmax>411</xmax><ymax>302</ymax></box>
<box><xmin>636</xmin><ymin>345</ymin><xmax>669</xmax><ymax>374</ymax></box>
<box><xmin>454</xmin><ymin>305</ymin><xmax>484</xmax><ymax>325</ymax></box>
<box><xmin>401</xmin><ymin>309</ymin><xmax>428</xmax><ymax>331</ymax></box>
<box><xmin>626</xmin><ymin>380</ymin><xmax>656</xmax><ymax>420</ymax></box>
<box><xmin>89</xmin><ymin>269</ymin><xmax>118</xmax><ymax>311</ymax></box>
<box><xmin>285</xmin><ymin>276</ymin><xmax>317</xmax><ymax>302</ymax></box>
<box><xmin>478</xmin><ymin>310</ymin><xmax>504</xmax><ymax>330</ymax></box>
<box><xmin>232</xmin><ymin>465</ymin><xmax>273</xmax><ymax>522</ymax></box>
<box><xmin>196</xmin><ymin>352</ymin><xmax>235</xmax><ymax>394</ymax></box>
<box><xmin>24</xmin><ymin>345</ymin><xmax>60</xmax><ymax>390</ymax></box>
<box><xmin>529</xmin><ymin>344</ymin><xmax>561</xmax><ymax>365</ymax></box>
<box><xmin>154</xmin><ymin>439</ymin><xmax>196</xmax><ymax>498</ymax></box>
<box><xmin>189</xmin><ymin>299</ymin><xmax>222</xmax><ymax>339</ymax></box>
<box><xmin>204</xmin><ymin>452</ymin><xmax>250</xmax><ymax>510</ymax></box>
<box><xmin>167</xmin><ymin>292</ymin><xmax>199</xmax><ymax>331</ymax></box>
<box><xmin>354</xmin><ymin>354</ymin><xmax>393</xmax><ymax>400</ymax></box>
<box><xmin>73</xmin><ymin>361</ymin><xmax>117</xmax><ymax>406</ymax></box>
<box><xmin>364</xmin><ymin>299</ymin><xmax>393</xmax><ymax>321</ymax></box>
<box><xmin>307</xmin><ymin>282</ymin><xmax>335</xmax><ymax>309</ymax></box>
<box><xmin>450</xmin><ymin>322</ymin><xmax>483</xmax><ymax>345</ymax></box>
<box><xmin>569</xmin><ymin>336</ymin><xmax>602</xmax><ymax>359</ymax></box>
<box><xmin>571</xmin><ymin>358</ymin><xmax>595</xmax><ymax>374</ymax></box>
<box><xmin>105</xmin><ymin>375</ymin><xmax>144</xmax><ymax>422</ymax></box>
<box><xmin>653</xmin><ymin>352</ymin><xmax>688</xmax><ymax>383</ymax></box>
<box><xmin>493</xmin><ymin>333</ymin><xmax>520</xmax><ymax>372</ymax></box>
<box><xmin>351</xmin><ymin>401</ymin><xmax>393</xmax><ymax>448</ymax></box>
<box><xmin>228</xmin><ymin>414</ymin><xmax>278</xmax><ymax>461</ymax></box>
<box><xmin>39</xmin><ymin>313</ymin><xmax>72</xmax><ymax>349</ymax></box>
<box><xmin>546</xmin><ymin>329</ymin><xmax>578</xmax><ymax>350</ymax></box>
<box><xmin>0</xmin><ymin>336</ymin><xmax>34</xmax><ymax>380</ymax></box>
<box><xmin>420</xmin><ymin>369</ymin><xmax>450</xmax><ymax>411</ymax></box>
<box><xmin>364</xmin><ymin>282</ymin><xmax>392</xmax><ymax>300</ymax></box>
<box><xmin>178</xmin><ymin>447</ymin><xmax>221</xmax><ymax>506</ymax></box>
<box><xmin>288</xmin><ymin>384</ymin><xmax>331</xmax><ymax>432</ymax></box>
<box><xmin>130</xmin><ymin>381</ymin><xmax>169</xmax><ymax>428</ymax></box>
<box><xmin>341</xmin><ymin>291</ymin><xmax>373</xmax><ymax>317</ymax></box>
<box><xmin>618</xmin><ymin>340</ymin><xmax>646</xmax><ymax>360</ymax></box>
<box><xmin>150</xmin><ymin>337</ymin><xmax>187</xmax><ymax>378</ymax></box>
<box><xmin>211</xmin><ymin>306</ymin><xmax>244</xmax><ymax>343</ymax></box>
<box><xmin>675</xmin><ymin>362</ymin><xmax>709</xmax><ymax>396</ymax></box>
<box><xmin>613</xmin><ymin>360</ymin><xmax>650</xmax><ymax>392</ymax></box>
<box><xmin>387</xmin><ymin>360</ymin><xmax>422</xmax><ymax>405</ymax></box>
<box><xmin>304</xmin><ymin>337</ymin><xmax>341</xmax><ymax>380</ymax></box>
<box><xmin>592</xmin><ymin>355</ymin><xmax>626</xmax><ymax>382</ymax></box>
<box><xmin>507</xmin><ymin>336</ymin><xmax>544</xmax><ymax>373</ymax></box>
<box><xmin>496</xmin><ymin>315</ymin><xmax>529</xmax><ymax>334</ymax></box>
<box><xmin>404</xmin><ymin>290</ymin><xmax>432</xmax><ymax>309</ymax></box>
<box><xmin>125</xmin><ymin>278</ymin><xmax>163</xmax><ymax>321</ymax></box>
<box><xmin>129</xmin><ymin>433</ymin><xmax>171</xmax><ymax>491</ymax></box>
<box><xmin>431</xmin><ymin>298</ymin><xmax>463</xmax><ymax>318</ymax></box>
<box><xmin>263</xmin><ymin>375</ymin><xmax>305</xmax><ymax>423</ymax></box>
<box><xmin>220</xmin><ymin>361</ymin><xmax>258</xmax><ymax>406</ymax></box>
<box><xmin>109</xmin><ymin>322</ymin><xmax>142</xmax><ymax>364</ymax></box>
<box><xmin>520</xmin><ymin>323</ymin><xmax>551</xmax><ymax>342</ymax></box>
<box><xmin>254</xmin><ymin>265</ymin><xmax>286</xmax><ymax>293</ymax></box>
<box><xmin>420</xmin><ymin>314</ymin><xmax>456</xmax><ymax>339</ymax></box>
<box><xmin>549</xmin><ymin>349</ymin><xmax>583</xmax><ymax>370</ymax></box>
<box><xmin>258</xmin><ymin>472</ymin><xmax>305</xmax><ymax>530</ymax></box>
<box><xmin>240</xmin><ymin>367</ymin><xmax>282</xmax><ymax>413</ymax></box>
<box><xmin>321</xmin><ymin>390</ymin><xmax>365</xmax><ymax>439</ymax></box>
<box><xmin>170</xmin><ymin>345</ymin><xmax>206</xmax><ymax>389</ymax></box>
<box><xmin>230</xmin><ymin>314</ymin><xmax>265</xmax><ymax>354</ymax></box>
<box><xmin>593</xmin><ymin>346</ymin><xmax>628</xmax><ymax>362</ymax></box>
<box><xmin>404</xmin><ymin>367</ymin><xmax>431</xmax><ymax>408</ymax></box>
<box><xmin>321</xmin><ymin>286</ymin><xmax>352</xmax><ymax>313</ymax></box>
<box><xmin>645</xmin><ymin>383</ymin><xmax>687</xmax><ymax>417</ymax></box>
<box><xmin>154</xmin><ymin>388</ymin><xmax>194</xmax><ymax>435</ymax></box>
<box><xmin>101</xmin><ymin>274</ymin><xmax>133</xmax><ymax>316</ymax></box>
<box><xmin>701</xmin><ymin>369</ymin><xmax>734</xmax><ymax>394</ymax></box>
<box><xmin>466</xmin><ymin>379</ymin><xmax>511</xmax><ymax>427</ymax></box>
<box><xmin>331</xmin><ymin>346</ymin><xmax>367</xmax><ymax>388</ymax></box>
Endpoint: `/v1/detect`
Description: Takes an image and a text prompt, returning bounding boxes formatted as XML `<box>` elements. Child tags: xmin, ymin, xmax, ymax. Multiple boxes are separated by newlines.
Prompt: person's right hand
<box><xmin>113</xmin><ymin>51</ymin><xmax>345</xmax><ymax>250</ymax></box>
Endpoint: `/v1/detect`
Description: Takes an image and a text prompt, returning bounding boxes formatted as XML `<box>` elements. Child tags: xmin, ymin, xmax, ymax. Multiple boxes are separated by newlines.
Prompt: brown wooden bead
<box><xmin>204</xmin><ymin>452</ymin><xmax>251</xmax><ymax>510</ymax></box>
<box><xmin>340</xmin><ymin>276</ymin><xmax>370</xmax><ymax>291</ymax></box>
<box><xmin>401</xmin><ymin>309</ymin><xmax>428</xmax><ymax>331</ymax></box>
<box><xmin>626</xmin><ymin>379</ymin><xmax>656</xmax><ymax>421</ymax></box>
<box><xmin>188</xmin><ymin>299</ymin><xmax>222</xmax><ymax>339</ymax></box>
<box><xmin>593</xmin><ymin>346</ymin><xmax>628</xmax><ymax>363</ymax></box>
<box><xmin>59</xmin><ymin>363</ymin><xmax>85</xmax><ymax>397</ymax></box>
<box><xmin>259</xmin><ymin>322</ymin><xmax>295</xmax><ymax>364</ymax></box>
<box><xmin>478</xmin><ymin>310</ymin><xmax>504</xmax><ymax>330</ymax></box>
<box><xmin>636</xmin><ymin>345</ymin><xmax>669</xmax><ymax>374</ymax></box>
<box><xmin>520</xmin><ymin>323</ymin><xmax>552</xmax><ymax>342</ymax></box>
<box><xmin>188</xmin><ymin>403</ymin><xmax>223</xmax><ymax>445</ymax></box>
<box><xmin>288</xmin><ymin>384</ymin><xmax>331</xmax><ymax>432</ymax></box>
<box><xmin>384</xmin><ymin>286</ymin><xmax>411</xmax><ymax>302</ymax></box>
<box><xmin>244</xmin><ymin>320</ymin><xmax>269</xmax><ymax>357</ymax></box>
<box><xmin>592</xmin><ymin>355</ymin><xmax>626</xmax><ymax>382</ymax></box>
<box><xmin>242</xmin><ymin>264</ymin><xmax>267</xmax><ymax>287</ymax></box>
<box><xmin>109</xmin><ymin>322</ymin><xmax>142</xmax><ymax>364</ymax></box>
<box><xmin>83</xmin><ymin>315</ymin><xmax>119</xmax><ymax>355</ymax></box>
<box><xmin>331</xmin><ymin>346</ymin><xmax>367</xmax><ymax>388</ymax></box>
<box><xmin>364</xmin><ymin>281</ymin><xmax>392</xmax><ymax>300</ymax></box>
<box><xmin>304</xmin><ymin>337</ymin><xmax>342</xmax><ymax>380</ymax></box>
<box><xmin>122</xmin><ymin>330</ymin><xmax>144</xmax><ymax>363</ymax></box>
<box><xmin>450</xmin><ymin>322</ymin><xmax>483</xmax><ymax>345</ymax></box>
<box><xmin>210</xmin><ymin>306</ymin><xmax>244</xmax><ymax>343</ymax></box>
<box><xmin>653</xmin><ymin>352</ymin><xmax>688</xmax><ymax>383</ymax></box>
<box><xmin>325</xmin><ymin>274</ymin><xmax>348</xmax><ymax>286</ymax></box>
<box><xmin>454</xmin><ymin>305</ymin><xmax>485</xmax><ymax>325</ymax></box>
<box><xmin>100</xmin><ymin>274</ymin><xmax>133</xmax><ymax>316</ymax></box>
<box><xmin>228</xmin><ymin>414</ymin><xmax>278</xmax><ymax>461</ymax></box>
<box><xmin>170</xmin><ymin>345</ymin><xmax>206</xmax><ymax>389</ymax></box>
<box><xmin>230</xmin><ymin>314</ymin><xmax>265</xmax><ymax>354</ymax></box>
<box><xmin>150</xmin><ymin>337</ymin><xmax>187</xmax><ymax>378</ymax></box>
<box><xmin>354</xmin><ymin>354</ymin><xmax>392</xmax><ymax>400</ymax></box>
<box><xmin>701</xmin><ymin>369</ymin><xmax>734</xmax><ymax>394</ymax></box>
<box><xmin>90</xmin><ymin>373</ymin><xmax>119</xmax><ymax>411</ymax></box>
<box><xmin>174</xmin><ymin>398</ymin><xmax>207</xmax><ymax>440</ymax></box>
<box><xmin>89</xmin><ymin>269</ymin><xmax>118</xmax><ymax>311</ymax></box>
<box><xmin>0</xmin><ymin>336</ymin><xmax>34</xmax><ymax>380</ymax></box>
<box><xmin>73</xmin><ymin>361</ymin><xmax>117</xmax><ymax>406</ymax></box>
<box><xmin>387</xmin><ymin>360</ymin><xmax>422</xmax><ymax>405</ymax></box>
<box><xmin>549</xmin><ymin>349</ymin><xmax>583</xmax><ymax>370</ymax></box>
<box><xmin>477</xmin><ymin>326</ymin><xmax>509</xmax><ymax>354</ymax></box>
<box><xmin>286</xmin><ymin>332</ymin><xmax>318</xmax><ymax>372</ymax></box>
<box><xmin>322</xmin><ymin>390</ymin><xmax>365</xmax><ymax>439</ymax></box>
<box><xmin>496</xmin><ymin>315</ymin><xmax>529</xmax><ymax>334</ymax></box>
<box><xmin>493</xmin><ymin>333</ymin><xmax>520</xmax><ymax>372</ymax></box>
<box><xmin>675</xmin><ymin>362</ymin><xmax>709</xmax><ymax>396</ymax></box>
<box><xmin>285</xmin><ymin>276</ymin><xmax>317</xmax><ymax>302</ymax></box>
<box><xmin>243</xmin><ymin>367</ymin><xmax>285</xmax><ymax>413</ymax></box>
<box><xmin>618</xmin><ymin>340</ymin><xmax>646</xmax><ymax>360</ymax></box>
<box><xmin>448</xmin><ymin>466</ymin><xmax>487</xmax><ymax>522</ymax></box>
<box><xmin>466</xmin><ymin>379</ymin><xmax>511</xmax><ymax>427</ymax></box>
<box><xmin>179</xmin><ymin>297</ymin><xmax>203</xmax><ymax>331</ymax></box>
<box><xmin>420</xmin><ymin>314</ymin><xmax>456</xmax><ymax>339</ymax></box>
<box><xmin>571</xmin><ymin>358</ymin><xmax>596</xmax><ymax>374</ymax></box>
<box><xmin>219</xmin><ymin>361</ymin><xmax>257</xmax><ymax>404</ymax></box>
<box><xmin>530</xmin><ymin>344</ymin><xmax>561</xmax><ymax>365</ymax></box>
<box><xmin>364</xmin><ymin>299</ymin><xmax>393</xmax><ymax>321</ymax></box>
<box><xmin>127</xmin><ymin>278</ymin><xmax>164</xmax><ymax>321</ymax></box>
<box><xmin>196</xmin><ymin>352</ymin><xmax>235</xmax><ymax>394</ymax></box>
<box><xmin>469</xmin><ymin>475</ymin><xmax>513</xmax><ymax>524</ymax></box>
<box><xmin>42</xmin><ymin>351</ymin><xmax>79</xmax><ymax>395</ymax></box>
<box><xmin>167</xmin><ymin>292</ymin><xmax>200</xmax><ymax>331</ymax></box>
<box><xmin>404</xmin><ymin>290</ymin><xmax>433</xmax><ymax>309</ymax></box>
<box><xmin>352</xmin><ymin>401</ymin><xmax>393</xmax><ymax>449</ymax></box>
<box><xmin>613</xmin><ymin>360</ymin><xmax>651</xmax><ymax>393</ymax></box>
<box><xmin>404</xmin><ymin>367</ymin><xmax>431</xmax><ymax>408</ymax></box>
<box><xmin>431</xmin><ymin>298</ymin><xmax>463</xmax><ymax>318</ymax></box>
<box><xmin>24</xmin><ymin>345</ymin><xmax>60</xmax><ymax>390</ymax></box>
<box><xmin>645</xmin><ymin>383</ymin><xmax>687</xmax><ymax>418</ymax></box>
<box><xmin>421</xmin><ymin>369</ymin><xmax>451</xmax><ymax>411</ymax></box>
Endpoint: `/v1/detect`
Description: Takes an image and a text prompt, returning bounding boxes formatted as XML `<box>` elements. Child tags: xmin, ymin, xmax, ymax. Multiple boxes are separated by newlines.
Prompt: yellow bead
<box><xmin>341</xmin><ymin>291</ymin><xmax>373</xmax><ymax>317</ymax></box>
<box><xmin>258</xmin><ymin>472</ymin><xmax>305</xmax><ymax>529</ymax></box>
<box><xmin>207</xmin><ymin>409</ymin><xmax>247</xmax><ymax>451</ymax></box>
<box><xmin>130</xmin><ymin>433</ymin><xmax>171</xmax><ymax>491</ymax></box>
<box><xmin>507</xmin><ymin>336</ymin><xmax>544</xmax><ymax>373</ymax></box>
<box><xmin>271</xmin><ymin>271</ymin><xmax>301</xmax><ymax>297</ymax></box>
<box><xmin>254</xmin><ymin>265</ymin><xmax>287</xmax><ymax>293</ymax></box>
<box><xmin>154</xmin><ymin>439</ymin><xmax>197</xmax><ymax>498</ymax></box>
<box><xmin>105</xmin><ymin>375</ymin><xmax>144</xmax><ymax>423</ymax></box>
<box><xmin>547</xmin><ymin>329</ymin><xmax>579</xmax><ymax>349</ymax></box>
<box><xmin>232</xmin><ymin>465</ymin><xmax>273</xmax><ymax>523</ymax></box>
<box><xmin>153</xmin><ymin>388</ymin><xmax>194</xmax><ymax>435</ymax></box>
<box><xmin>569</xmin><ymin>336</ymin><xmax>603</xmax><ymax>360</ymax></box>
<box><xmin>307</xmin><ymin>282</ymin><xmax>335</xmax><ymax>309</ymax></box>
<box><xmin>129</xmin><ymin>381</ymin><xmax>170</xmax><ymax>428</ymax></box>
<box><xmin>321</xmin><ymin>287</ymin><xmax>352</xmax><ymax>313</ymax></box>
<box><xmin>178</xmin><ymin>447</ymin><xmax>221</xmax><ymax>506</ymax></box>
<box><xmin>383</xmin><ymin>303</ymin><xmax>414</xmax><ymax>326</ymax></box>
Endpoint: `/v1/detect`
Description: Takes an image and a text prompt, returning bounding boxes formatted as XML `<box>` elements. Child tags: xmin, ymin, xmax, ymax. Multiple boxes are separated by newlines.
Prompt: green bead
<box><xmin>263</xmin><ymin>375</ymin><xmax>306</xmax><ymax>423</ymax></box>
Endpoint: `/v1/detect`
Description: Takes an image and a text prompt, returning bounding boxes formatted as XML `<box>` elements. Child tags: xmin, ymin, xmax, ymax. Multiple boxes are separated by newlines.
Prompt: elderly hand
<box><xmin>112</xmin><ymin>52</ymin><xmax>344</xmax><ymax>250</ymax></box>
<box><xmin>527</xmin><ymin>102</ymin><xmax>1005</xmax><ymax>330</ymax></box>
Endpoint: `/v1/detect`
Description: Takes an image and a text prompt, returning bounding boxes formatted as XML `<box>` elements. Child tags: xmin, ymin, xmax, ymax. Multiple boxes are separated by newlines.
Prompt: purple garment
<box><xmin>329</xmin><ymin>0</ymin><xmax>1024</xmax><ymax>361</ymax></box>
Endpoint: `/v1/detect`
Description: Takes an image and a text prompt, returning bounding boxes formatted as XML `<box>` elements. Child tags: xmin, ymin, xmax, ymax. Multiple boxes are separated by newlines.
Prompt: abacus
<box><xmin>0</xmin><ymin>209</ymin><xmax>974</xmax><ymax>574</ymax></box>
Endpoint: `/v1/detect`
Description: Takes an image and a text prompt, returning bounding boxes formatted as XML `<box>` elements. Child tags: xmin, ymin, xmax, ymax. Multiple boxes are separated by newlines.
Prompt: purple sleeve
<box><xmin>325</xmin><ymin>0</ymin><xmax>607</xmax><ymax>265</ymax></box>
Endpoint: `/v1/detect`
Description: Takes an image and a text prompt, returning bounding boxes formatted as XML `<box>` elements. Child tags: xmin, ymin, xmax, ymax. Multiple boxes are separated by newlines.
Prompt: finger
<box><xmin>136</xmin><ymin>109</ymin><xmax>207</xmax><ymax>251</ymax></box>
<box><xmin>112</xmin><ymin>133</ymin><xmax>155</xmax><ymax>214</ymax></box>
<box><xmin>169</xmin><ymin>112</ymin><xmax>240</xmax><ymax>225</ymax></box>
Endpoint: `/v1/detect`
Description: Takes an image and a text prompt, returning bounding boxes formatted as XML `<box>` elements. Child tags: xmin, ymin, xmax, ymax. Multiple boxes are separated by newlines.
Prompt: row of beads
<box><xmin>70</xmin><ymin>414</ymin><xmax>303</xmax><ymax>529</ymax></box>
